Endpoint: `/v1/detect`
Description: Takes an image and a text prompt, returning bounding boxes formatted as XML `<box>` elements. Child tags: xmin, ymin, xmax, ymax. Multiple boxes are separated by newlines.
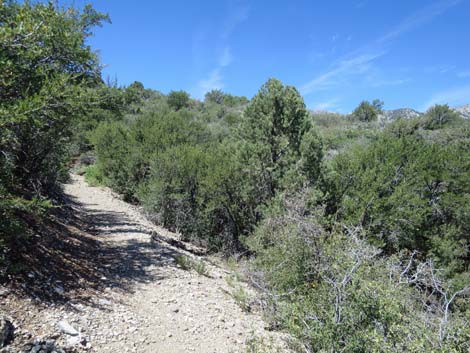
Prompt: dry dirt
<box><xmin>0</xmin><ymin>175</ymin><xmax>285</xmax><ymax>352</ymax></box>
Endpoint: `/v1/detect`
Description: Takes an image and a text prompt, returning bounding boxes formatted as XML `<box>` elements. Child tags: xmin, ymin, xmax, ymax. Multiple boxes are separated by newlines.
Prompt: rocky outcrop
<box><xmin>379</xmin><ymin>108</ymin><xmax>422</xmax><ymax>121</ymax></box>
<box><xmin>314</xmin><ymin>105</ymin><xmax>470</xmax><ymax>122</ymax></box>
<box><xmin>454</xmin><ymin>105</ymin><xmax>470</xmax><ymax>119</ymax></box>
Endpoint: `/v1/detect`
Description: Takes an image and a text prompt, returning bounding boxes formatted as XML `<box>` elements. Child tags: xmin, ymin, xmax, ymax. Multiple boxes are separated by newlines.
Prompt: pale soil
<box><xmin>0</xmin><ymin>175</ymin><xmax>285</xmax><ymax>352</ymax></box>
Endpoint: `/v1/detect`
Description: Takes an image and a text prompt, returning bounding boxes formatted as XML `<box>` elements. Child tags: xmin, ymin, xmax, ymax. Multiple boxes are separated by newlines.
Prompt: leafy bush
<box><xmin>92</xmin><ymin>78</ymin><xmax>322</xmax><ymax>251</ymax></box>
<box><xmin>84</xmin><ymin>165</ymin><xmax>104</xmax><ymax>186</ymax></box>
<box><xmin>239</xmin><ymin>78</ymin><xmax>312</xmax><ymax>196</ymax></box>
<box><xmin>325</xmin><ymin>122</ymin><xmax>470</xmax><ymax>280</ymax></box>
<box><xmin>167</xmin><ymin>90</ymin><xmax>191</xmax><ymax>111</ymax></box>
<box><xmin>0</xmin><ymin>1</ymin><xmax>107</xmax><ymax>247</ymax></box>
<box><xmin>247</xmin><ymin>192</ymin><xmax>470</xmax><ymax>352</ymax></box>
<box><xmin>422</xmin><ymin>104</ymin><xmax>461</xmax><ymax>130</ymax></box>
<box><xmin>351</xmin><ymin>99</ymin><xmax>383</xmax><ymax>122</ymax></box>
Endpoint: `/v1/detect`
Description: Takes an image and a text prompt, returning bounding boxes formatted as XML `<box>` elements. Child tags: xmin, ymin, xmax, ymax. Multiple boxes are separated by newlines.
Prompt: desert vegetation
<box><xmin>1</xmin><ymin>1</ymin><xmax>469</xmax><ymax>352</ymax></box>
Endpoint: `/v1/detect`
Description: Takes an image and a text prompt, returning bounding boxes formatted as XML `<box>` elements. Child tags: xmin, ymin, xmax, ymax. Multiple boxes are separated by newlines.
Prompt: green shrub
<box><xmin>422</xmin><ymin>104</ymin><xmax>461</xmax><ymax>130</ymax></box>
<box><xmin>247</xmin><ymin>192</ymin><xmax>470</xmax><ymax>352</ymax></box>
<box><xmin>167</xmin><ymin>90</ymin><xmax>190</xmax><ymax>111</ymax></box>
<box><xmin>193</xmin><ymin>259</ymin><xmax>209</xmax><ymax>277</ymax></box>
<box><xmin>351</xmin><ymin>99</ymin><xmax>383</xmax><ymax>122</ymax></box>
<box><xmin>0</xmin><ymin>0</ymin><xmax>107</xmax><ymax>248</ymax></box>
<box><xmin>92</xmin><ymin>78</ymin><xmax>320</xmax><ymax>252</ymax></box>
<box><xmin>226</xmin><ymin>275</ymin><xmax>251</xmax><ymax>312</ymax></box>
<box><xmin>174</xmin><ymin>254</ymin><xmax>192</xmax><ymax>270</ymax></box>
<box><xmin>173</xmin><ymin>254</ymin><xmax>210</xmax><ymax>276</ymax></box>
<box><xmin>84</xmin><ymin>165</ymin><xmax>105</xmax><ymax>186</ymax></box>
<box><xmin>325</xmin><ymin>124</ymin><xmax>470</xmax><ymax>278</ymax></box>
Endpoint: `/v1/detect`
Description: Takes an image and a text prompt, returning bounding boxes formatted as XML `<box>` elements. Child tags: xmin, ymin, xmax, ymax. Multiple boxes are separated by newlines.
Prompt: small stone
<box><xmin>66</xmin><ymin>336</ymin><xmax>82</xmax><ymax>347</ymax></box>
<box><xmin>98</xmin><ymin>299</ymin><xmax>112</xmax><ymax>306</ymax></box>
<box><xmin>0</xmin><ymin>287</ymin><xmax>10</xmax><ymax>298</ymax></box>
<box><xmin>57</xmin><ymin>320</ymin><xmax>79</xmax><ymax>336</ymax></box>
<box><xmin>54</xmin><ymin>286</ymin><xmax>64</xmax><ymax>295</ymax></box>
<box><xmin>44</xmin><ymin>339</ymin><xmax>55</xmax><ymax>350</ymax></box>
<box><xmin>30</xmin><ymin>346</ymin><xmax>41</xmax><ymax>353</ymax></box>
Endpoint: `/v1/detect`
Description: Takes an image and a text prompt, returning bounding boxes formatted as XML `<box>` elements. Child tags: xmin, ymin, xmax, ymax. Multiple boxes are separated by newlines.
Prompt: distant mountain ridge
<box><xmin>311</xmin><ymin>105</ymin><xmax>470</xmax><ymax>120</ymax></box>
<box><xmin>380</xmin><ymin>108</ymin><xmax>422</xmax><ymax>121</ymax></box>
<box><xmin>454</xmin><ymin>105</ymin><xmax>470</xmax><ymax>119</ymax></box>
<box><xmin>382</xmin><ymin>105</ymin><xmax>470</xmax><ymax>121</ymax></box>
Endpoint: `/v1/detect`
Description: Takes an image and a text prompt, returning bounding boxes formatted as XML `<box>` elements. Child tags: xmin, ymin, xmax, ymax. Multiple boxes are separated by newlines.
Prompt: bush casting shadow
<box><xmin>0</xmin><ymin>192</ymin><xmax>179</xmax><ymax>306</ymax></box>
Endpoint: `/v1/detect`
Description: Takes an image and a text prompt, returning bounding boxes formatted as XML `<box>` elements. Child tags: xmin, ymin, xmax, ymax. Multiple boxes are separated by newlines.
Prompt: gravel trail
<box><xmin>1</xmin><ymin>174</ymin><xmax>281</xmax><ymax>352</ymax></box>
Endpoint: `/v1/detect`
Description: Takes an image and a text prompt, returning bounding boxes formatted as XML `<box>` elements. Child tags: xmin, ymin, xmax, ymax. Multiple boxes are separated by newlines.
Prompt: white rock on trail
<box><xmin>57</xmin><ymin>321</ymin><xmax>79</xmax><ymax>336</ymax></box>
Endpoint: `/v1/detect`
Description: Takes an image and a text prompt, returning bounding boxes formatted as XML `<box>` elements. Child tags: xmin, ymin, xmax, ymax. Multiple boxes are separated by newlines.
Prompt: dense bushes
<box><xmin>245</xmin><ymin>112</ymin><xmax>469</xmax><ymax>351</ymax></box>
<box><xmin>247</xmin><ymin>192</ymin><xmax>470</xmax><ymax>352</ymax></box>
<box><xmin>0</xmin><ymin>1</ymin><xmax>108</xmax><ymax>247</ymax></box>
<box><xmin>3</xmin><ymin>2</ymin><xmax>468</xmax><ymax>349</ymax></box>
<box><xmin>91</xmin><ymin>79</ymin><xmax>323</xmax><ymax>250</ymax></box>
<box><xmin>76</xmin><ymin>91</ymin><xmax>470</xmax><ymax>353</ymax></box>
<box><xmin>90</xmin><ymin>80</ymin><xmax>470</xmax><ymax>351</ymax></box>
<box><xmin>90</xmin><ymin>76</ymin><xmax>469</xmax><ymax>310</ymax></box>
<box><xmin>324</xmin><ymin>119</ymin><xmax>470</xmax><ymax>282</ymax></box>
<box><xmin>423</xmin><ymin>104</ymin><xmax>461</xmax><ymax>130</ymax></box>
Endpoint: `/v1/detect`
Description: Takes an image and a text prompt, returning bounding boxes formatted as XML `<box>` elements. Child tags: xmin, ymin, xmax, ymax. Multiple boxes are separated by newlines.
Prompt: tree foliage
<box><xmin>351</xmin><ymin>99</ymin><xmax>383</xmax><ymax>122</ymax></box>
<box><xmin>91</xmin><ymin>78</ymin><xmax>322</xmax><ymax>250</ymax></box>
<box><xmin>248</xmin><ymin>193</ymin><xmax>470</xmax><ymax>352</ymax></box>
<box><xmin>423</xmin><ymin>104</ymin><xmax>461</xmax><ymax>130</ymax></box>
<box><xmin>167</xmin><ymin>90</ymin><xmax>190</xmax><ymax>111</ymax></box>
<box><xmin>0</xmin><ymin>0</ymin><xmax>108</xmax><ymax>245</ymax></box>
<box><xmin>325</xmin><ymin>121</ymin><xmax>470</xmax><ymax>282</ymax></box>
<box><xmin>239</xmin><ymin>78</ymin><xmax>313</xmax><ymax>196</ymax></box>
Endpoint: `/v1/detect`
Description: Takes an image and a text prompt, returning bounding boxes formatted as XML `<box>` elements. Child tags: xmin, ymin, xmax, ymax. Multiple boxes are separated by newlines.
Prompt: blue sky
<box><xmin>74</xmin><ymin>0</ymin><xmax>470</xmax><ymax>112</ymax></box>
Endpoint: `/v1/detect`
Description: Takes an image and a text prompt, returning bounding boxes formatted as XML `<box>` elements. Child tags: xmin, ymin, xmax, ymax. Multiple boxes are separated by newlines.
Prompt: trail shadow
<box><xmin>1</xmin><ymin>188</ymin><xmax>180</xmax><ymax>307</ymax></box>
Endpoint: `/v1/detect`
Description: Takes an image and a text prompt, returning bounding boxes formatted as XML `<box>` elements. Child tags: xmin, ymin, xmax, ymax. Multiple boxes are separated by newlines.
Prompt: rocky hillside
<box><xmin>312</xmin><ymin>105</ymin><xmax>470</xmax><ymax>121</ymax></box>
<box><xmin>454</xmin><ymin>105</ymin><xmax>470</xmax><ymax>119</ymax></box>
<box><xmin>380</xmin><ymin>108</ymin><xmax>422</xmax><ymax>121</ymax></box>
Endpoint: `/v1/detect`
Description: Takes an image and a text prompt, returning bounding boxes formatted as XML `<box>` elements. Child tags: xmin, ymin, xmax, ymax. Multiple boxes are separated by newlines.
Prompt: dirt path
<box><xmin>1</xmin><ymin>175</ymin><xmax>283</xmax><ymax>352</ymax></box>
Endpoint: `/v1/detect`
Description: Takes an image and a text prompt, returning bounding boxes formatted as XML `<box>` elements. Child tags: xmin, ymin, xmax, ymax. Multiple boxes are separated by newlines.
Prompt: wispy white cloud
<box><xmin>221</xmin><ymin>3</ymin><xmax>249</xmax><ymax>40</ymax></box>
<box><xmin>196</xmin><ymin>47</ymin><xmax>232</xmax><ymax>93</ymax></box>
<box><xmin>421</xmin><ymin>85</ymin><xmax>470</xmax><ymax>110</ymax></box>
<box><xmin>366</xmin><ymin>77</ymin><xmax>411</xmax><ymax>87</ymax></box>
<box><xmin>301</xmin><ymin>0</ymin><xmax>461</xmax><ymax>97</ymax></box>
<box><xmin>219</xmin><ymin>46</ymin><xmax>233</xmax><ymax>67</ymax></box>
<box><xmin>424</xmin><ymin>64</ymin><xmax>456</xmax><ymax>74</ymax></box>
<box><xmin>377</xmin><ymin>0</ymin><xmax>461</xmax><ymax>44</ymax></box>
<box><xmin>197</xmin><ymin>69</ymin><xmax>224</xmax><ymax>93</ymax></box>
<box><xmin>300</xmin><ymin>52</ymin><xmax>385</xmax><ymax>94</ymax></box>
<box><xmin>194</xmin><ymin>3</ymin><xmax>249</xmax><ymax>98</ymax></box>
<box><xmin>439</xmin><ymin>65</ymin><xmax>456</xmax><ymax>74</ymax></box>
<box><xmin>457</xmin><ymin>71</ymin><xmax>470</xmax><ymax>78</ymax></box>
